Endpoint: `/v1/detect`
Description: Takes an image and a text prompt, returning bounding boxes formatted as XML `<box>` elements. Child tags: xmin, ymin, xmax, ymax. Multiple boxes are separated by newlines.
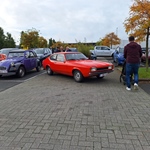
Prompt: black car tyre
<box><xmin>73</xmin><ymin>70</ymin><xmax>83</xmax><ymax>82</ymax></box>
<box><xmin>46</xmin><ymin>66</ymin><xmax>53</xmax><ymax>75</ymax></box>
<box><xmin>116</xmin><ymin>58</ymin><xmax>119</xmax><ymax>66</ymax></box>
<box><xmin>113</xmin><ymin>57</ymin><xmax>116</xmax><ymax>63</ymax></box>
<box><xmin>0</xmin><ymin>75</ymin><xmax>2</xmax><ymax>77</ymax></box>
<box><xmin>17</xmin><ymin>66</ymin><xmax>25</xmax><ymax>78</ymax></box>
<box><xmin>36</xmin><ymin>62</ymin><xmax>41</xmax><ymax>72</ymax></box>
<box><xmin>93</xmin><ymin>57</ymin><xmax>97</xmax><ymax>60</ymax></box>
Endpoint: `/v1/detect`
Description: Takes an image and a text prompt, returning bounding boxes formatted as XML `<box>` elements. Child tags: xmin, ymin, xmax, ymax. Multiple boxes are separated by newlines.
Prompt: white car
<box><xmin>90</xmin><ymin>46</ymin><xmax>115</xmax><ymax>57</ymax></box>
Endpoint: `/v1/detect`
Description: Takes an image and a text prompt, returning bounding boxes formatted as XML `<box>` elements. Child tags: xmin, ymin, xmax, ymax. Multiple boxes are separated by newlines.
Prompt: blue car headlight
<box><xmin>10</xmin><ymin>62</ymin><xmax>15</xmax><ymax>67</ymax></box>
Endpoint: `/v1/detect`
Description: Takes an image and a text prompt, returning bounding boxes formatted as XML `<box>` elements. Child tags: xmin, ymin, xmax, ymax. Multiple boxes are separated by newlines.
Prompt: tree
<box><xmin>48</xmin><ymin>38</ymin><xmax>56</xmax><ymax>48</ymax></box>
<box><xmin>38</xmin><ymin>36</ymin><xmax>47</xmax><ymax>48</ymax></box>
<box><xmin>20</xmin><ymin>28</ymin><xmax>39</xmax><ymax>49</ymax></box>
<box><xmin>4</xmin><ymin>32</ymin><xmax>16</xmax><ymax>48</ymax></box>
<box><xmin>52</xmin><ymin>41</ymin><xmax>63</xmax><ymax>49</ymax></box>
<box><xmin>124</xmin><ymin>0</ymin><xmax>150</xmax><ymax>71</ymax></box>
<box><xmin>101</xmin><ymin>32</ymin><xmax>121</xmax><ymax>48</ymax></box>
<box><xmin>0</xmin><ymin>27</ymin><xmax>5</xmax><ymax>49</ymax></box>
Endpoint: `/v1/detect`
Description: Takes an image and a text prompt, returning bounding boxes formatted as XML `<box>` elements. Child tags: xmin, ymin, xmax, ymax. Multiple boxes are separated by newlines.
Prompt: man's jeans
<box><xmin>126</xmin><ymin>63</ymin><xmax>140</xmax><ymax>88</ymax></box>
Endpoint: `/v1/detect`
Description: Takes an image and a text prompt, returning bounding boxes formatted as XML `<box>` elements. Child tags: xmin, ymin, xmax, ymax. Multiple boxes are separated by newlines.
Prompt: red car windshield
<box><xmin>65</xmin><ymin>53</ymin><xmax>88</xmax><ymax>60</ymax></box>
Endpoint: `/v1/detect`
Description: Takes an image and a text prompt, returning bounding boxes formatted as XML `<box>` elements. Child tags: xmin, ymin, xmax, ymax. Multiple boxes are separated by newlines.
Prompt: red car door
<box><xmin>54</xmin><ymin>54</ymin><xmax>67</xmax><ymax>74</ymax></box>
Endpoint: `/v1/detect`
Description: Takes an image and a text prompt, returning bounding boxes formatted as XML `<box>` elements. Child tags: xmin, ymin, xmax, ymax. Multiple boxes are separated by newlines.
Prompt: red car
<box><xmin>42</xmin><ymin>52</ymin><xmax>114</xmax><ymax>82</ymax></box>
<box><xmin>0</xmin><ymin>54</ymin><xmax>6</xmax><ymax>61</ymax></box>
<box><xmin>141</xmin><ymin>50</ymin><xmax>150</xmax><ymax>63</ymax></box>
<box><xmin>0</xmin><ymin>48</ymin><xmax>18</xmax><ymax>61</ymax></box>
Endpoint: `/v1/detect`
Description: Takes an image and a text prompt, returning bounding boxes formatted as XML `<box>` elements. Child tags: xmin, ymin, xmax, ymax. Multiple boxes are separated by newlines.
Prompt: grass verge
<box><xmin>117</xmin><ymin>67</ymin><xmax>150</xmax><ymax>79</ymax></box>
<box><xmin>138</xmin><ymin>67</ymin><xmax>150</xmax><ymax>79</ymax></box>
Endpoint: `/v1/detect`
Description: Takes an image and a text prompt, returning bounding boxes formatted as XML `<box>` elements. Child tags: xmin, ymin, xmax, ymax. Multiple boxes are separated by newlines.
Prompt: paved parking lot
<box><xmin>0</xmin><ymin>65</ymin><xmax>150</xmax><ymax>150</ymax></box>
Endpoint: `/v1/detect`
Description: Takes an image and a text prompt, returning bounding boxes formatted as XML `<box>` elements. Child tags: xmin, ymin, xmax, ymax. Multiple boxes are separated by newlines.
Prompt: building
<box><xmin>114</xmin><ymin>40</ymin><xmax>150</xmax><ymax>48</ymax></box>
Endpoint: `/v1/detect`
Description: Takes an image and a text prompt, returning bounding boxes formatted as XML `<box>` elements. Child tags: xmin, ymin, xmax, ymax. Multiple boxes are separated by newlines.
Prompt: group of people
<box><xmin>55</xmin><ymin>46</ymin><xmax>71</xmax><ymax>52</ymax></box>
<box><xmin>124</xmin><ymin>36</ymin><xmax>142</xmax><ymax>91</ymax></box>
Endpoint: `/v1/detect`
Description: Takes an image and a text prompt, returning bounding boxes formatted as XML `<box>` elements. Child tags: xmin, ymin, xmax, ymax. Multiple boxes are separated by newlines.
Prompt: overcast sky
<box><xmin>0</xmin><ymin>0</ymin><xmax>133</xmax><ymax>44</ymax></box>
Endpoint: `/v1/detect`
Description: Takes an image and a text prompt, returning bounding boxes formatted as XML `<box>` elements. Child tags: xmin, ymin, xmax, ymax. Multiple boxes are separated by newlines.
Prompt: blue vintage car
<box><xmin>113</xmin><ymin>47</ymin><xmax>125</xmax><ymax>65</ymax></box>
<box><xmin>0</xmin><ymin>49</ymin><xmax>41</xmax><ymax>77</ymax></box>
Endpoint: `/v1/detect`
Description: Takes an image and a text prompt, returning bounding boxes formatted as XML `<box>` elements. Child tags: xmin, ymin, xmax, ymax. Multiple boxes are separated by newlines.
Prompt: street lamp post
<box><xmin>116</xmin><ymin>27</ymin><xmax>118</xmax><ymax>36</ymax></box>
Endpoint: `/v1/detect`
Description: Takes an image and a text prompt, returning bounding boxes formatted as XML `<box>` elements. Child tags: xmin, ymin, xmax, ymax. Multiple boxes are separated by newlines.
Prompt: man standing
<box><xmin>60</xmin><ymin>46</ymin><xmax>64</xmax><ymax>52</ymax></box>
<box><xmin>124</xmin><ymin>36</ymin><xmax>142</xmax><ymax>91</ymax></box>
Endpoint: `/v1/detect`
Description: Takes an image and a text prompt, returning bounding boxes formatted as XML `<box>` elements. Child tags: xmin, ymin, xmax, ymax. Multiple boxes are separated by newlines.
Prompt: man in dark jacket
<box><xmin>124</xmin><ymin>36</ymin><xmax>142</xmax><ymax>91</ymax></box>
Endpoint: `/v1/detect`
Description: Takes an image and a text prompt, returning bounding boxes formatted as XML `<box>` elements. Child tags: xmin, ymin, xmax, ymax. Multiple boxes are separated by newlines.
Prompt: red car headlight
<box><xmin>90</xmin><ymin>67</ymin><xmax>97</xmax><ymax>72</ymax></box>
<box><xmin>108</xmin><ymin>66</ymin><xmax>112</xmax><ymax>69</ymax></box>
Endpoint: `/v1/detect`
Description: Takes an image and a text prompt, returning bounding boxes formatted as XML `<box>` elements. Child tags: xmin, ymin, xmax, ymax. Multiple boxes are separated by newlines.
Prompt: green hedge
<box><xmin>76</xmin><ymin>43</ymin><xmax>94</xmax><ymax>57</ymax></box>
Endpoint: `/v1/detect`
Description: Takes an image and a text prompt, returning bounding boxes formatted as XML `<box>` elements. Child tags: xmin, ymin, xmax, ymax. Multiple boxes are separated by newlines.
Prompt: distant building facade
<box><xmin>114</xmin><ymin>40</ymin><xmax>150</xmax><ymax>48</ymax></box>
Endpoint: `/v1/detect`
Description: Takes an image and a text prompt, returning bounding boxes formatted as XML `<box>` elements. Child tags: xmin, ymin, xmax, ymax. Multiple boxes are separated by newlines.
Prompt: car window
<box><xmin>34</xmin><ymin>48</ymin><xmax>44</xmax><ymax>54</ymax></box>
<box><xmin>66</xmin><ymin>54</ymin><xmax>74</xmax><ymax>60</ymax></box>
<box><xmin>29</xmin><ymin>51</ymin><xmax>35</xmax><ymax>58</ymax></box>
<box><xmin>66</xmin><ymin>53</ymin><xmax>87</xmax><ymax>60</ymax></box>
<box><xmin>50</xmin><ymin>54</ymin><xmax>57</xmax><ymax>60</ymax></box>
<box><xmin>56</xmin><ymin>54</ymin><xmax>65</xmax><ymax>62</ymax></box>
<box><xmin>101</xmin><ymin>47</ymin><xmax>110</xmax><ymax>50</ymax></box>
<box><xmin>17</xmin><ymin>52</ymin><xmax>24</xmax><ymax>57</ymax></box>
<box><xmin>8</xmin><ymin>53</ymin><xmax>15</xmax><ymax>58</ymax></box>
<box><xmin>25</xmin><ymin>51</ymin><xmax>30</xmax><ymax>58</ymax></box>
<box><xmin>46</xmin><ymin>49</ymin><xmax>49</xmax><ymax>54</ymax></box>
<box><xmin>96</xmin><ymin>47</ymin><xmax>101</xmax><ymax>50</ymax></box>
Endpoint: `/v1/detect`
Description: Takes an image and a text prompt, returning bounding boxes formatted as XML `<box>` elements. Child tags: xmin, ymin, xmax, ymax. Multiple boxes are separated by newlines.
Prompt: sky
<box><xmin>0</xmin><ymin>0</ymin><xmax>134</xmax><ymax>45</ymax></box>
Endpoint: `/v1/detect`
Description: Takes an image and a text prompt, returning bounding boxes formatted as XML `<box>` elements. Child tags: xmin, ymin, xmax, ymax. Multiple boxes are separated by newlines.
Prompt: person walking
<box><xmin>124</xmin><ymin>36</ymin><xmax>142</xmax><ymax>91</ymax></box>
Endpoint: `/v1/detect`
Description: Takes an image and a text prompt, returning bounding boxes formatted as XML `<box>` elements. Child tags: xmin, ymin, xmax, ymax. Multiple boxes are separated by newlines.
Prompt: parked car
<box><xmin>0</xmin><ymin>48</ymin><xmax>18</xmax><ymax>61</ymax></box>
<box><xmin>113</xmin><ymin>47</ymin><xmax>125</xmax><ymax>65</ymax></box>
<box><xmin>0</xmin><ymin>49</ymin><xmax>41</xmax><ymax>77</ymax></box>
<box><xmin>0</xmin><ymin>54</ymin><xmax>7</xmax><ymax>61</ymax></box>
<box><xmin>68</xmin><ymin>48</ymin><xmax>78</xmax><ymax>52</ymax></box>
<box><xmin>33</xmin><ymin>48</ymin><xmax>52</xmax><ymax>62</ymax></box>
<box><xmin>42</xmin><ymin>52</ymin><xmax>114</xmax><ymax>82</ymax></box>
<box><xmin>141</xmin><ymin>47</ymin><xmax>146</xmax><ymax>54</ymax></box>
<box><xmin>141</xmin><ymin>50</ymin><xmax>150</xmax><ymax>63</ymax></box>
<box><xmin>90</xmin><ymin>46</ymin><xmax>115</xmax><ymax>57</ymax></box>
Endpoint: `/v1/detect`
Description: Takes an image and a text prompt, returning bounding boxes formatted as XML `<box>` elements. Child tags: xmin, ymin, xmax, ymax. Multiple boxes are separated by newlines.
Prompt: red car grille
<box><xmin>97</xmin><ymin>67</ymin><xmax>109</xmax><ymax>70</ymax></box>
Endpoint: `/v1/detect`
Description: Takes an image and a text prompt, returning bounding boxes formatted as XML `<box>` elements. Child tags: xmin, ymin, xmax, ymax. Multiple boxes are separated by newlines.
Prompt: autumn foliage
<box><xmin>101</xmin><ymin>32</ymin><xmax>120</xmax><ymax>48</ymax></box>
<box><xmin>124</xmin><ymin>0</ymin><xmax>150</xmax><ymax>70</ymax></box>
<box><xmin>20</xmin><ymin>29</ymin><xmax>47</xmax><ymax>49</ymax></box>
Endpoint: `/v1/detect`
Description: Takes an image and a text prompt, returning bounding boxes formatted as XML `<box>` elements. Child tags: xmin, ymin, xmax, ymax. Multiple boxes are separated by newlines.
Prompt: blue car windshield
<box><xmin>8</xmin><ymin>52</ymin><xmax>24</xmax><ymax>58</ymax></box>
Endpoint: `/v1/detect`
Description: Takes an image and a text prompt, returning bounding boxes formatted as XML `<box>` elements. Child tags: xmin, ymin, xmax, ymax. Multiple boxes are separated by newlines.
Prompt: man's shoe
<box><xmin>126</xmin><ymin>87</ymin><xmax>131</xmax><ymax>91</ymax></box>
<box><xmin>134</xmin><ymin>83</ymin><xmax>138</xmax><ymax>90</ymax></box>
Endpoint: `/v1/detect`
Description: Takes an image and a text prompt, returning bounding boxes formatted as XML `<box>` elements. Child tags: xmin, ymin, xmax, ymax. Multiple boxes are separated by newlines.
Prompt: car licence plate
<box><xmin>0</xmin><ymin>70</ymin><xmax>8</xmax><ymax>73</ymax></box>
<box><xmin>99</xmin><ymin>73</ymin><xmax>107</xmax><ymax>77</ymax></box>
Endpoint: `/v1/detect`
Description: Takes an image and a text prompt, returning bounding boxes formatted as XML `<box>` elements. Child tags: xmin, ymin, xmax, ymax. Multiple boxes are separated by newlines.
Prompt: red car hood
<box><xmin>69</xmin><ymin>60</ymin><xmax>112</xmax><ymax>67</ymax></box>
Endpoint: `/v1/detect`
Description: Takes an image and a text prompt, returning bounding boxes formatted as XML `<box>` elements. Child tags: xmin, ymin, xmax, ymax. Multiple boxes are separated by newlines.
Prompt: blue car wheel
<box><xmin>17</xmin><ymin>66</ymin><xmax>25</xmax><ymax>78</ymax></box>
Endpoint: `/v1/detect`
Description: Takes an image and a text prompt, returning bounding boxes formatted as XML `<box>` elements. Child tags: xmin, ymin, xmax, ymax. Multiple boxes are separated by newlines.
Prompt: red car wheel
<box><xmin>73</xmin><ymin>70</ymin><xmax>83</xmax><ymax>82</ymax></box>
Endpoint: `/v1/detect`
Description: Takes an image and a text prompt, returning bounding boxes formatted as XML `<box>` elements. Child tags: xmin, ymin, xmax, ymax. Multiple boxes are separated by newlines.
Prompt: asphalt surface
<box><xmin>0</xmin><ymin>58</ymin><xmax>150</xmax><ymax>150</ymax></box>
<box><xmin>139</xmin><ymin>82</ymin><xmax>150</xmax><ymax>95</ymax></box>
<box><xmin>0</xmin><ymin>69</ymin><xmax>45</xmax><ymax>92</ymax></box>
